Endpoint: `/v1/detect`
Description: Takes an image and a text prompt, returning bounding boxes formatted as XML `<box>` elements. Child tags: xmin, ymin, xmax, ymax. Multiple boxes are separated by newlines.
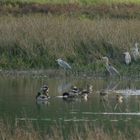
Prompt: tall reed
<box><xmin>0</xmin><ymin>120</ymin><xmax>140</xmax><ymax>140</ymax></box>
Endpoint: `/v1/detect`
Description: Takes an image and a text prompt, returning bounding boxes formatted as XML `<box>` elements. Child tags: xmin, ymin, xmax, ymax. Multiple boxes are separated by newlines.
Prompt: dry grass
<box><xmin>0</xmin><ymin>14</ymin><xmax>140</xmax><ymax>76</ymax></box>
<box><xmin>1</xmin><ymin>3</ymin><xmax>140</xmax><ymax>19</ymax></box>
<box><xmin>0</xmin><ymin>120</ymin><xmax>140</xmax><ymax>140</ymax></box>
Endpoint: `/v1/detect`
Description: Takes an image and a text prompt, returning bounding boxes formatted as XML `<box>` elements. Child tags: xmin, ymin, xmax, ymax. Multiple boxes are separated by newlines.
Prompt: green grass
<box><xmin>1</xmin><ymin>0</ymin><xmax>140</xmax><ymax>4</ymax></box>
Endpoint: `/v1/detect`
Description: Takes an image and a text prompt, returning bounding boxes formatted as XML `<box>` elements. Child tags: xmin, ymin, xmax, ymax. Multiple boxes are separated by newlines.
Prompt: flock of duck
<box><xmin>36</xmin><ymin>84</ymin><xmax>93</xmax><ymax>102</ymax></box>
<box><xmin>36</xmin><ymin>84</ymin><xmax>124</xmax><ymax>104</ymax></box>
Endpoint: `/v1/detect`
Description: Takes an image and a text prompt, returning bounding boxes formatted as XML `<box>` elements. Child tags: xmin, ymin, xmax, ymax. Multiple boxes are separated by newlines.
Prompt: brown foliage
<box><xmin>0</xmin><ymin>3</ymin><xmax>140</xmax><ymax>19</ymax></box>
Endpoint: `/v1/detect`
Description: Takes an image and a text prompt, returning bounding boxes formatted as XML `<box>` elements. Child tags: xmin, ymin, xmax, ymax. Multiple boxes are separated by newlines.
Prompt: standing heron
<box><xmin>131</xmin><ymin>42</ymin><xmax>140</xmax><ymax>61</ymax></box>
<box><xmin>123</xmin><ymin>52</ymin><xmax>131</xmax><ymax>65</ymax></box>
<box><xmin>56</xmin><ymin>58</ymin><xmax>72</xmax><ymax>70</ymax></box>
<box><xmin>102</xmin><ymin>56</ymin><xmax>120</xmax><ymax>77</ymax></box>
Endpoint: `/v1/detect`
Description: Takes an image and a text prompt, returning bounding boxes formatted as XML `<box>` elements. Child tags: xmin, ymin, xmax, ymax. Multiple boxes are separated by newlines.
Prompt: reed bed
<box><xmin>0</xmin><ymin>120</ymin><xmax>140</xmax><ymax>140</ymax></box>
<box><xmin>0</xmin><ymin>15</ymin><xmax>140</xmax><ymax>74</ymax></box>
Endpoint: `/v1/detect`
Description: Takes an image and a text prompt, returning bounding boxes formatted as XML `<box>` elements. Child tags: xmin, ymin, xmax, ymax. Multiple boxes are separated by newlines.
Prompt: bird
<box><xmin>87</xmin><ymin>84</ymin><xmax>93</xmax><ymax>94</ymax></box>
<box><xmin>36</xmin><ymin>84</ymin><xmax>50</xmax><ymax>102</ymax></box>
<box><xmin>80</xmin><ymin>89</ymin><xmax>89</xmax><ymax>101</ymax></box>
<box><xmin>99</xmin><ymin>89</ymin><xmax>109</xmax><ymax>102</ymax></box>
<box><xmin>56</xmin><ymin>58</ymin><xmax>72</xmax><ymax>70</ymax></box>
<box><xmin>71</xmin><ymin>86</ymin><xmax>79</xmax><ymax>94</ymax></box>
<box><xmin>102</xmin><ymin>56</ymin><xmax>120</xmax><ymax>77</ymax></box>
<box><xmin>62</xmin><ymin>92</ymin><xmax>71</xmax><ymax>98</ymax></box>
<box><xmin>131</xmin><ymin>42</ymin><xmax>140</xmax><ymax>61</ymax></box>
<box><xmin>62</xmin><ymin>85</ymin><xmax>91</xmax><ymax>101</ymax></box>
<box><xmin>123</xmin><ymin>52</ymin><xmax>131</xmax><ymax>65</ymax></box>
<box><xmin>116</xmin><ymin>95</ymin><xmax>123</xmax><ymax>103</ymax></box>
<box><xmin>78</xmin><ymin>85</ymin><xmax>93</xmax><ymax>101</ymax></box>
<box><xmin>62</xmin><ymin>86</ymin><xmax>79</xmax><ymax>99</ymax></box>
<box><xmin>41</xmin><ymin>84</ymin><xmax>49</xmax><ymax>96</ymax></box>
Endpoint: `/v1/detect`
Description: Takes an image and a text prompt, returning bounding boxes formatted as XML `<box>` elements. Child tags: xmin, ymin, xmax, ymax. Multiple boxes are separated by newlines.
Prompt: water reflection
<box><xmin>36</xmin><ymin>100</ymin><xmax>50</xmax><ymax>105</ymax></box>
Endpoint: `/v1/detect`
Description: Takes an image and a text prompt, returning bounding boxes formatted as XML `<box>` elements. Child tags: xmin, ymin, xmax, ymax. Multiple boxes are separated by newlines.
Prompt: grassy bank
<box><xmin>0</xmin><ymin>14</ymin><xmax>140</xmax><ymax>75</ymax></box>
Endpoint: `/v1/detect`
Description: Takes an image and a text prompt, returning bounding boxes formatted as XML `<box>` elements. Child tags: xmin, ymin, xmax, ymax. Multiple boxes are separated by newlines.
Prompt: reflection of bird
<box><xmin>123</xmin><ymin>52</ymin><xmax>131</xmax><ymax>65</ymax></box>
<box><xmin>36</xmin><ymin>92</ymin><xmax>50</xmax><ymax>101</ymax></box>
<box><xmin>131</xmin><ymin>42</ymin><xmax>140</xmax><ymax>61</ymax></box>
<box><xmin>56</xmin><ymin>58</ymin><xmax>71</xmax><ymax>70</ymax></box>
<box><xmin>102</xmin><ymin>56</ymin><xmax>120</xmax><ymax>76</ymax></box>
<box><xmin>116</xmin><ymin>95</ymin><xmax>123</xmax><ymax>103</ymax></box>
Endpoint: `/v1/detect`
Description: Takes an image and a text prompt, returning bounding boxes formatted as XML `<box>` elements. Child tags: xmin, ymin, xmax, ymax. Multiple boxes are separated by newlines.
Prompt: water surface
<box><xmin>0</xmin><ymin>74</ymin><xmax>140</xmax><ymax>130</ymax></box>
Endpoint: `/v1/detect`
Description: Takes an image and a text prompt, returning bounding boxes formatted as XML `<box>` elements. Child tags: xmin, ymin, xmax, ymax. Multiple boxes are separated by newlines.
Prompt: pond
<box><xmin>0</xmin><ymin>73</ymin><xmax>140</xmax><ymax>132</ymax></box>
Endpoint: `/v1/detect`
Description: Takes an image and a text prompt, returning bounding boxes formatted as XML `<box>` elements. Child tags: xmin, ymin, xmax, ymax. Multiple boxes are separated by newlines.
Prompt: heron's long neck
<box><xmin>105</xmin><ymin>59</ymin><xmax>109</xmax><ymax>66</ymax></box>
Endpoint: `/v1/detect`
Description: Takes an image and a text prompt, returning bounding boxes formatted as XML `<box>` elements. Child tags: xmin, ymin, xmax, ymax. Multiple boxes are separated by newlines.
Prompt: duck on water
<box><xmin>36</xmin><ymin>84</ymin><xmax>50</xmax><ymax>101</ymax></box>
<box><xmin>62</xmin><ymin>85</ymin><xmax>93</xmax><ymax>101</ymax></box>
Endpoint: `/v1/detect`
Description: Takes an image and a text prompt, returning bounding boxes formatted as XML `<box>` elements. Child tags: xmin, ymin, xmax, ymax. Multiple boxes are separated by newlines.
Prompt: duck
<box><xmin>71</xmin><ymin>86</ymin><xmax>79</xmax><ymax>94</ymax></box>
<box><xmin>116</xmin><ymin>95</ymin><xmax>123</xmax><ymax>103</ymax></box>
<box><xmin>87</xmin><ymin>85</ymin><xmax>93</xmax><ymax>94</ymax></box>
<box><xmin>62</xmin><ymin>85</ymin><xmax>80</xmax><ymax>99</ymax></box>
<box><xmin>36</xmin><ymin>84</ymin><xmax>50</xmax><ymax>101</ymax></box>
<box><xmin>79</xmin><ymin>85</ymin><xmax>93</xmax><ymax>100</ymax></box>
<box><xmin>80</xmin><ymin>89</ymin><xmax>89</xmax><ymax>101</ymax></box>
<box><xmin>62</xmin><ymin>85</ymin><xmax>92</xmax><ymax>100</ymax></box>
<box><xmin>41</xmin><ymin>84</ymin><xmax>49</xmax><ymax>96</ymax></box>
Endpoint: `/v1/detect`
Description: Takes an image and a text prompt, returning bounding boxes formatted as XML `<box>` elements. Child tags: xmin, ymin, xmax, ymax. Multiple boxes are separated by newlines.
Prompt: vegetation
<box><xmin>0</xmin><ymin>120</ymin><xmax>140</xmax><ymax>140</ymax></box>
<box><xmin>0</xmin><ymin>0</ymin><xmax>139</xmax><ymax>75</ymax></box>
<box><xmin>0</xmin><ymin>14</ymin><xmax>139</xmax><ymax>75</ymax></box>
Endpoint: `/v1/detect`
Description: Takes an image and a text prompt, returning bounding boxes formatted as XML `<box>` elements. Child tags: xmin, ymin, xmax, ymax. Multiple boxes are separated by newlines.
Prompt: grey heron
<box><xmin>56</xmin><ymin>58</ymin><xmax>72</xmax><ymax>70</ymax></box>
<box><xmin>102</xmin><ymin>56</ymin><xmax>120</xmax><ymax>77</ymax></box>
<box><xmin>131</xmin><ymin>42</ymin><xmax>140</xmax><ymax>61</ymax></box>
<box><xmin>123</xmin><ymin>52</ymin><xmax>131</xmax><ymax>65</ymax></box>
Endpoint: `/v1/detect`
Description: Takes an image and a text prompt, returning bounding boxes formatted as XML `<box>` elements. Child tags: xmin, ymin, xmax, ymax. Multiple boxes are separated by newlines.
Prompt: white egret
<box><xmin>56</xmin><ymin>58</ymin><xmax>72</xmax><ymax>70</ymax></box>
<box><xmin>123</xmin><ymin>52</ymin><xmax>131</xmax><ymax>65</ymax></box>
<box><xmin>102</xmin><ymin>56</ymin><xmax>120</xmax><ymax>76</ymax></box>
<box><xmin>131</xmin><ymin>42</ymin><xmax>140</xmax><ymax>61</ymax></box>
